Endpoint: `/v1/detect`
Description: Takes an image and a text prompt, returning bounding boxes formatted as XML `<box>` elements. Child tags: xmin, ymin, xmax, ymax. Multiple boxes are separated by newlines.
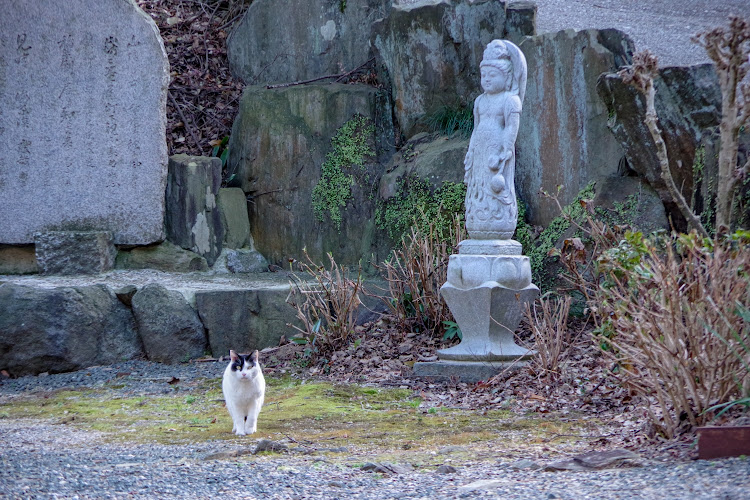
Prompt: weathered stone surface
<box><xmin>196</xmin><ymin>287</ymin><xmax>300</xmax><ymax>356</ymax></box>
<box><xmin>373</xmin><ymin>0</ymin><xmax>508</xmax><ymax>136</ymax></box>
<box><xmin>0</xmin><ymin>283</ymin><xmax>141</xmax><ymax>376</ymax></box>
<box><xmin>166</xmin><ymin>155</ymin><xmax>225</xmax><ymax>266</ymax></box>
<box><xmin>597</xmin><ymin>64</ymin><xmax>724</xmax><ymax>229</ymax></box>
<box><xmin>227</xmin><ymin>0</ymin><xmax>391</xmax><ymax>85</ymax></box>
<box><xmin>0</xmin><ymin>246</ymin><xmax>38</xmax><ymax>275</ymax></box>
<box><xmin>225</xmin><ymin>249</ymin><xmax>269</xmax><ymax>274</ymax></box>
<box><xmin>226</xmin><ymin>83</ymin><xmax>394</xmax><ymax>266</ymax></box>
<box><xmin>379</xmin><ymin>133</ymin><xmax>468</xmax><ymax>200</ymax></box>
<box><xmin>115</xmin><ymin>241</ymin><xmax>208</xmax><ymax>272</ymax></box>
<box><xmin>0</xmin><ymin>0</ymin><xmax>169</xmax><ymax>245</ymax></box>
<box><xmin>34</xmin><ymin>231</ymin><xmax>116</xmax><ymax>275</ymax></box>
<box><xmin>592</xmin><ymin>176</ymin><xmax>670</xmax><ymax>234</ymax></box>
<box><xmin>504</xmin><ymin>2</ymin><xmax>537</xmax><ymax>45</ymax></box>
<box><xmin>439</xmin><ymin>282</ymin><xmax>538</xmax><ymax>361</ymax></box>
<box><xmin>413</xmin><ymin>359</ymin><xmax>527</xmax><ymax>383</ymax></box>
<box><xmin>516</xmin><ymin>29</ymin><xmax>634</xmax><ymax>227</ymax></box>
<box><xmin>131</xmin><ymin>284</ymin><xmax>208</xmax><ymax>363</ymax></box>
<box><xmin>217</xmin><ymin>188</ymin><xmax>252</xmax><ymax>249</ymax></box>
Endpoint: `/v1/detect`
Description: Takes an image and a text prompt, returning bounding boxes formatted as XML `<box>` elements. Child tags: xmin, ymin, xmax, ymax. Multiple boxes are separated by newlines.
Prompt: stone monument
<box><xmin>414</xmin><ymin>39</ymin><xmax>539</xmax><ymax>383</ymax></box>
<box><xmin>0</xmin><ymin>0</ymin><xmax>170</xmax><ymax>247</ymax></box>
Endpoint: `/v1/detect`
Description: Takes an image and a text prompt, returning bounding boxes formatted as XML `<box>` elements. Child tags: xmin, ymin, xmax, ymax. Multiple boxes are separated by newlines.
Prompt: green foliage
<box><xmin>513</xmin><ymin>197</ymin><xmax>534</xmax><ymax>254</ymax></box>
<box><xmin>211</xmin><ymin>136</ymin><xmax>230</xmax><ymax>169</ymax></box>
<box><xmin>424</xmin><ymin>104</ymin><xmax>474</xmax><ymax>138</ymax></box>
<box><xmin>522</xmin><ymin>183</ymin><xmax>596</xmax><ymax>290</ymax></box>
<box><xmin>442</xmin><ymin>320</ymin><xmax>462</xmax><ymax>342</ymax></box>
<box><xmin>376</xmin><ymin>176</ymin><xmax>466</xmax><ymax>243</ymax></box>
<box><xmin>704</xmin><ymin>303</ymin><xmax>750</xmax><ymax>419</ymax></box>
<box><xmin>312</xmin><ymin>115</ymin><xmax>375</xmax><ymax>230</ymax></box>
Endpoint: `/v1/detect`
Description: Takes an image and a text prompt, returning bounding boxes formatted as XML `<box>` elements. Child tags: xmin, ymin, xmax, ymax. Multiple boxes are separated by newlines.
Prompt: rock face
<box><xmin>227</xmin><ymin>0</ymin><xmax>391</xmax><ymax>85</ymax></box>
<box><xmin>34</xmin><ymin>231</ymin><xmax>116</xmax><ymax>275</ymax></box>
<box><xmin>217</xmin><ymin>188</ymin><xmax>252</xmax><ymax>249</ymax></box>
<box><xmin>0</xmin><ymin>0</ymin><xmax>169</xmax><ymax>245</ymax></box>
<box><xmin>131</xmin><ymin>284</ymin><xmax>208</xmax><ymax>364</ymax></box>
<box><xmin>379</xmin><ymin>133</ymin><xmax>468</xmax><ymax>201</ymax></box>
<box><xmin>115</xmin><ymin>241</ymin><xmax>208</xmax><ymax>272</ymax></box>
<box><xmin>597</xmin><ymin>64</ymin><xmax>724</xmax><ymax>229</ymax></box>
<box><xmin>165</xmin><ymin>155</ymin><xmax>225</xmax><ymax>267</ymax></box>
<box><xmin>0</xmin><ymin>283</ymin><xmax>141</xmax><ymax>376</ymax></box>
<box><xmin>196</xmin><ymin>289</ymin><xmax>302</xmax><ymax>356</ymax></box>
<box><xmin>516</xmin><ymin>29</ymin><xmax>634</xmax><ymax>227</ymax></box>
<box><xmin>592</xmin><ymin>176</ymin><xmax>670</xmax><ymax>234</ymax></box>
<box><xmin>373</xmin><ymin>0</ymin><xmax>509</xmax><ymax>136</ymax></box>
<box><xmin>226</xmin><ymin>83</ymin><xmax>394</xmax><ymax>267</ymax></box>
<box><xmin>0</xmin><ymin>246</ymin><xmax>38</xmax><ymax>275</ymax></box>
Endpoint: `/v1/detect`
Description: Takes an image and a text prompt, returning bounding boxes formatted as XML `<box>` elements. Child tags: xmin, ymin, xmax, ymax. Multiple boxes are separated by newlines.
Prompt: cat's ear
<box><xmin>251</xmin><ymin>350</ymin><xmax>259</xmax><ymax>364</ymax></box>
<box><xmin>230</xmin><ymin>350</ymin><xmax>239</xmax><ymax>362</ymax></box>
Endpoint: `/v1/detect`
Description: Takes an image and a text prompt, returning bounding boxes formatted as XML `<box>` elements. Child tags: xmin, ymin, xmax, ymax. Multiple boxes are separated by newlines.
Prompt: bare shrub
<box><xmin>593</xmin><ymin>232</ymin><xmax>750</xmax><ymax>438</ymax></box>
<box><xmin>379</xmin><ymin>217</ymin><xmax>464</xmax><ymax>338</ymax></box>
<box><xmin>525</xmin><ymin>294</ymin><xmax>575</xmax><ymax>382</ymax></box>
<box><xmin>286</xmin><ymin>251</ymin><xmax>363</xmax><ymax>357</ymax></box>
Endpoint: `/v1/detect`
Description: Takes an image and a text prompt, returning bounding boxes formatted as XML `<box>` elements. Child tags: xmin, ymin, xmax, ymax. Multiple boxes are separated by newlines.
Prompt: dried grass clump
<box><xmin>379</xmin><ymin>218</ymin><xmax>464</xmax><ymax>339</ymax></box>
<box><xmin>593</xmin><ymin>232</ymin><xmax>750</xmax><ymax>438</ymax></box>
<box><xmin>525</xmin><ymin>294</ymin><xmax>577</xmax><ymax>383</ymax></box>
<box><xmin>286</xmin><ymin>251</ymin><xmax>363</xmax><ymax>357</ymax></box>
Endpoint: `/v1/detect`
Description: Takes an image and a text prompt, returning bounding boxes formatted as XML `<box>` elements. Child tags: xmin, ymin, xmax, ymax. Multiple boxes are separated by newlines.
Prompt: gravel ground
<box><xmin>2</xmin><ymin>362</ymin><xmax>749</xmax><ymax>499</ymax></box>
<box><xmin>398</xmin><ymin>0</ymin><xmax>750</xmax><ymax>67</ymax></box>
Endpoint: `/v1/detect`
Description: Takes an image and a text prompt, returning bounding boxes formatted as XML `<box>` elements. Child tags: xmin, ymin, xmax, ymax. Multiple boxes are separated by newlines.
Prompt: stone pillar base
<box><xmin>413</xmin><ymin>359</ymin><xmax>529</xmax><ymax>383</ymax></box>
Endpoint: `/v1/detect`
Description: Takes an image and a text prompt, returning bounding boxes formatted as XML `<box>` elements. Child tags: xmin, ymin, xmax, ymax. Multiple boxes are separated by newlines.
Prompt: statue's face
<box><xmin>480</xmin><ymin>66</ymin><xmax>507</xmax><ymax>94</ymax></box>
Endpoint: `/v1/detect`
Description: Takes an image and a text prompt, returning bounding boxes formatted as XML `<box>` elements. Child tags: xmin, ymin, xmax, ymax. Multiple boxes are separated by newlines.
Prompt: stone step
<box><xmin>0</xmin><ymin>271</ymin><xmax>386</xmax><ymax>376</ymax></box>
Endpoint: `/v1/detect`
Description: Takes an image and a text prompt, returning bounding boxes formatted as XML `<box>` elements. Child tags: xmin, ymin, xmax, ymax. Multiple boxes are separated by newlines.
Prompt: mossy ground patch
<box><xmin>0</xmin><ymin>376</ymin><xmax>601</xmax><ymax>463</ymax></box>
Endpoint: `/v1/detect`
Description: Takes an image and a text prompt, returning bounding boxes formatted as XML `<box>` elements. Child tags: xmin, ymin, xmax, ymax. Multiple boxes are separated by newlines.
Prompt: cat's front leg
<box><xmin>226</xmin><ymin>402</ymin><xmax>246</xmax><ymax>435</ymax></box>
<box><xmin>244</xmin><ymin>403</ymin><xmax>261</xmax><ymax>434</ymax></box>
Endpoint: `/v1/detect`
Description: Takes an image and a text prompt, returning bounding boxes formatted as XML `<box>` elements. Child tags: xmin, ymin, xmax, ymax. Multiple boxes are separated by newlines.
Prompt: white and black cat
<box><xmin>222</xmin><ymin>349</ymin><xmax>265</xmax><ymax>436</ymax></box>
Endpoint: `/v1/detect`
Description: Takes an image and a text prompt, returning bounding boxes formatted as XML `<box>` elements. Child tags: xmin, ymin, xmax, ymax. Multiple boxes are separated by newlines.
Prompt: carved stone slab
<box><xmin>0</xmin><ymin>0</ymin><xmax>169</xmax><ymax>245</ymax></box>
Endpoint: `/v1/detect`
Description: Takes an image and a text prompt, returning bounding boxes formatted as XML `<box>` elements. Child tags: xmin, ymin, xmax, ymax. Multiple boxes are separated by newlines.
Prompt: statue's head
<box><xmin>480</xmin><ymin>40</ymin><xmax>512</xmax><ymax>93</ymax></box>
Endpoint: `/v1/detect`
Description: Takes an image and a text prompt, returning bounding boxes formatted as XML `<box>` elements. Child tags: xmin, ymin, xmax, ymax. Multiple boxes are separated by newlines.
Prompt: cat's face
<box><xmin>228</xmin><ymin>350</ymin><xmax>261</xmax><ymax>381</ymax></box>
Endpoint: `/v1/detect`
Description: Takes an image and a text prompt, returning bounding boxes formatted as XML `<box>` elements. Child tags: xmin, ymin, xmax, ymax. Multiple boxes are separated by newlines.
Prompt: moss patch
<box><xmin>375</xmin><ymin>176</ymin><xmax>466</xmax><ymax>242</ymax></box>
<box><xmin>0</xmin><ymin>377</ymin><xmax>600</xmax><ymax>463</ymax></box>
<box><xmin>311</xmin><ymin>114</ymin><xmax>375</xmax><ymax>230</ymax></box>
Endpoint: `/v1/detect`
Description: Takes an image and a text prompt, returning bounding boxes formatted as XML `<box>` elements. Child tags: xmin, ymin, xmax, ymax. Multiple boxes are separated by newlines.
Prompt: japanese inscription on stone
<box><xmin>0</xmin><ymin>0</ymin><xmax>170</xmax><ymax>245</ymax></box>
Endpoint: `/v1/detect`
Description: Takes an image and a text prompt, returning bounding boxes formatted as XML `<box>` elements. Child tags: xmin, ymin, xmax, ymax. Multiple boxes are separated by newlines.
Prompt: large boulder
<box><xmin>0</xmin><ymin>283</ymin><xmax>141</xmax><ymax>376</ymax></box>
<box><xmin>0</xmin><ymin>0</ymin><xmax>169</xmax><ymax>245</ymax></box>
<box><xmin>597</xmin><ymin>64</ymin><xmax>726</xmax><ymax>230</ymax></box>
<box><xmin>516</xmin><ymin>29</ymin><xmax>634</xmax><ymax>227</ymax></box>
<box><xmin>226</xmin><ymin>83</ymin><xmax>394</xmax><ymax>267</ymax></box>
<box><xmin>227</xmin><ymin>0</ymin><xmax>391</xmax><ymax>85</ymax></box>
<box><xmin>592</xmin><ymin>176</ymin><xmax>670</xmax><ymax>234</ymax></box>
<box><xmin>196</xmin><ymin>288</ymin><xmax>299</xmax><ymax>357</ymax></box>
<box><xmin>165</xmin><ymin>155</ymin><xmax>225</xmax><ymax>266</ymax></box>
<box><xmin>131</xmin><ymin>284</ymin><xmax>208</xmax><ymax>363</ymax></box>
<box><xmin>373</xmin><ymin>0</ymin><xmax>510</xmax><ymax>137</ymax></box>
<box><xmin>380</xmin><ymin>133</ymin><xmax>468</xmax><ymax>200</ymax></box>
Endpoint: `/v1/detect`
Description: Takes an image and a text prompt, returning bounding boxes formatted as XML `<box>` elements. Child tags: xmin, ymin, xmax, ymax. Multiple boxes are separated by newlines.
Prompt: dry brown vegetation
<box><xmin>136</xmin><ymin>0</ymin><xmax>251</xmax><ymax>158</ymax></box>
